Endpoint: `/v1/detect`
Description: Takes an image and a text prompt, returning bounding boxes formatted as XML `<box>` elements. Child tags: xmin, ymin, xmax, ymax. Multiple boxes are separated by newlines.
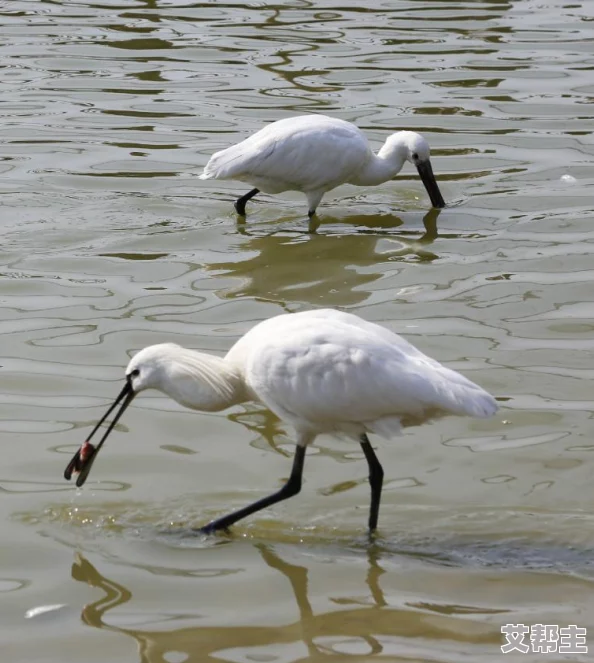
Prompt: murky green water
<box><xmin>1</xmin><ymin>1</ymin><xmax>594</xmax><ymax>661</ymax></box>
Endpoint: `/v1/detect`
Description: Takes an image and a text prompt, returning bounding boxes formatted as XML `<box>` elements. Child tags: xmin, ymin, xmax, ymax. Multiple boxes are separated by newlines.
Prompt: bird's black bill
<box><xmin>64</xmin><ymin>380</ymin><xmax>135</xmax><ymax>488</ymax></box>
<box><xmin>416</xmin><ymin>160</ymin><xmax>446</xmax><ymax>209</ymax></box>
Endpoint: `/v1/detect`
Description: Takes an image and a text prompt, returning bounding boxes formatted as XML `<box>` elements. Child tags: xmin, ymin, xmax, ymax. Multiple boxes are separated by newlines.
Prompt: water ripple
<box><xmin>2</xmin><ymin>2</ymin><xmax>594</xmax><ymax>657</ymax></box>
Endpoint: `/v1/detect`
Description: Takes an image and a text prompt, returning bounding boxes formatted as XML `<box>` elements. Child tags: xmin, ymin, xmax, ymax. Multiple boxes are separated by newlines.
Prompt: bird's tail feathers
<box><xmin>440</xmin><ymin>381</ymin><xmax>498</xmax><ymax>419</ymax></box>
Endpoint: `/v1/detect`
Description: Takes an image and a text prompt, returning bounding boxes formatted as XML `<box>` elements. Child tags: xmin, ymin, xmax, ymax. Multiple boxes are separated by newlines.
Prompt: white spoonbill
<box><xmin>200</xmin><ymin>114</ymin><xmax>446</xmax><ymax>218</ymax></box>
<box><xmin>65</xmin><ymin>309</ymin><xmax>496</xmax><ymax>535</ymax></box>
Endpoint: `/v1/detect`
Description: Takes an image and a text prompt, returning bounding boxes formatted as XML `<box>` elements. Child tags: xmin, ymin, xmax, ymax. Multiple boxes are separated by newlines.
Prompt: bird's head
<box><xmin>124</xmin><ymin>343</ymin><xmax>180</xmax><ymax>394</ymax></box>
<box><xmin>126</xmin><ymin>343</ymin><xmax>239</xmax><ymax>411</ymax></box>
<box><xmin>399</xmin><ymin>131</ymin><xmax>432</xmax><ymax>167</ymax></box>
<box><xmin>63</xmin><ymin>344</ymin><xmax>241</xmax><ymax>488</ymax></box>
<box><xmin>389</xmin><ymin>131</ymin><xmax>446</xmax><ymax>208</ymax></box>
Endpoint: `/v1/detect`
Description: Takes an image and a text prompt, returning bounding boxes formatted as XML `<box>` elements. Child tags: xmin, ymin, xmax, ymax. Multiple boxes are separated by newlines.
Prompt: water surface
<box><xmin>1</xmin><ymin>1</ymin><xmax>594</xmax><ymax>661</ymax></box>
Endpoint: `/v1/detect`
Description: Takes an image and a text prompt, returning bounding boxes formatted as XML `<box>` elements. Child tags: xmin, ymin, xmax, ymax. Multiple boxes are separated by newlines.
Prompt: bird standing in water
<box><xmin>200</xmin><ymin>115</ymin><xmax>446</xmax><ymax>218</ymax></box>
<box><xmin>65</xmin><ymin>309</ymin><xmax>496</xmax><ymax>535</ymax></box>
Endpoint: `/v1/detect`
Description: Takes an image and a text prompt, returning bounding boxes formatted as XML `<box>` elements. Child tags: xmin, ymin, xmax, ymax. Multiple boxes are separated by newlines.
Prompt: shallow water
<box><xmin>1</xmin><ymin>0</ymin><xmax>594</xmax><ymax>661</ymax></box>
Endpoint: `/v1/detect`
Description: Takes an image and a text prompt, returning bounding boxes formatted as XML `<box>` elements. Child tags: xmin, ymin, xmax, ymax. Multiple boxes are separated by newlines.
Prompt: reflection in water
<box><xmin>72</xmin><ymin>544</ymin><xmax>498</xmax><ymax>662</ymax></box>
<box><xmin>210</xmin><ymin>209</ymin><xmax>441</xmax><ymax>307</ymax></box>
<box><xmin>4</xmin><ymin>0</ymin><xmax>594</xmax><ymax>661</ymax></box>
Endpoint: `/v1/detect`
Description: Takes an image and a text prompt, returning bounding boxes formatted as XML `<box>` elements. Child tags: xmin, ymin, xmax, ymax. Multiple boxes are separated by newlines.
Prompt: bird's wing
<box><xmin>292</xmin><ymin>309</ymin><xmax>437</xmax><ymax>361</ymax></box>
<box><xmin>244</xmin><ymin>317</ymin><xmax>497</xmax><ymax>438</ymax></box>
<box><xmin>200</xmin><ymin>116</ymin><xmax>371</xmax><ymax>191</ymax></box>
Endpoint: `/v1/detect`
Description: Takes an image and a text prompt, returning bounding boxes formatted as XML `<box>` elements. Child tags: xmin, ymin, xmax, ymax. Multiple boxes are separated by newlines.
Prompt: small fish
<box><xmin>25</xmin><ymin>604</ymin><xmax>68</xmax><ymax>619</ymax></box>
<box><xmin>64</xmin><ymin>440</ymin><xmax>97</xmax><ymax>485</ymax></box>
<box><xmin>79</xmin><ymin>440</ymin><xmax>95</xmax><ymax>463</ymax></box>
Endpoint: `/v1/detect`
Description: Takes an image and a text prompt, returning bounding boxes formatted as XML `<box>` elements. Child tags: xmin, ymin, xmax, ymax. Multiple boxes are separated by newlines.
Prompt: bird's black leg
<box><xmin>360</xmin><ymin>434</ymin><xmax>384</xmax><ymax>533</ymax></box>
<box><xmin>234</xmin><ymin>188</ymin><xmax>259</xmax><ymax>216</ymax></box>
<box><xmin>199</xmin><ymin>445</ymin><xmax>306</xmax><ymax>535</ymax></box>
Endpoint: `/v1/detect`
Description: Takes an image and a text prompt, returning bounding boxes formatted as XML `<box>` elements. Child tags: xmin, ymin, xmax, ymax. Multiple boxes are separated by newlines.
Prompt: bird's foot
<box><xmin>234</xmin><ymin>201</ymin><xmax>247</xmax><ymax>216</ymax></box>
<box><xmin>196</xmin><ymin>522</ymin><xmax>231</xmax><ymax>537</ymax></box>
<box><xmin>366</xmin><ymin>528</ymin><xmax>380</xmax><ymax>545</ymax></box>
<box><xmin>307</xmin><ymin>216</ymin><xmax>320</xmax><ymax>234</ymax></box>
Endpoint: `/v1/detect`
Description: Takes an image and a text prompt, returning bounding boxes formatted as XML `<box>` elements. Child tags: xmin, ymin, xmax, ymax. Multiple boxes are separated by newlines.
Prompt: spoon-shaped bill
<box><xmin>64</xmin><ymin>381</ymin><xmax>135</xmax><ymax>488</ymax></box>
<box><xmin>416</xmin><ymin>159</ymin><xmax>445</xmax><ymax>209</ymax></box>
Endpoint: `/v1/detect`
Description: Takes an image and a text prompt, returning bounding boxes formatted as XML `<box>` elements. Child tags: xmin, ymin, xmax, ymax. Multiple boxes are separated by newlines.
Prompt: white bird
<box><xmin>65</xmin><ymin>309</ymin><xmax>496</xmax><ymax>534</ymax></box>
<box><xmin>200</xmin><ymin>114</ymin><xmax>446</xmax><ymax>218</ymax></box>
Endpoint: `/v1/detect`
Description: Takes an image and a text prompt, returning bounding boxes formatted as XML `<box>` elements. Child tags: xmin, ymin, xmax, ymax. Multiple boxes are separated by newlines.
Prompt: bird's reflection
<box><xmin>210</xmin><ymin>208</ymin><xmax>442</xmax><ymax>307</ymax></box>
<box><xmin>72</xmin><ymin>537</ymin><xmax>498</xmax><ymax>663</ymax></box>
<box><xmin>307</xmin><ymin>207</ymin><xmax>441</xmax><ymax>241</ymax></box>
<box><xmin>256</xmin><ymin>543</ymin><xmax>385</xmax><ymax>657</ymax></box>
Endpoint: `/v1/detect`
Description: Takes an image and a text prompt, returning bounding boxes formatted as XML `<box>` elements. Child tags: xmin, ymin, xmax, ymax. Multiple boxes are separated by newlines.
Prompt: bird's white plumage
<box><xmin>201</xmin><ymin>115</ymin><xmax>370</xmax><ymax>194</ymax></box>
<box><xmin>75</xmin><ymin>309</ymin><xmax>497</xmax><ymax>533</ymax></box>
<box><xmin>199</xmin><ymin>114</ymin><xmax>444</xmax><ymax>214</ymax></box>
<box><xmin>129</xmin><ymin>309</ymin><xmax>497</xmax><ymax>445</ymax></box>
<box><xmin>226</xmin><ymin>309</ymin><xmax>496</xmax><ymax>439</ymax></box>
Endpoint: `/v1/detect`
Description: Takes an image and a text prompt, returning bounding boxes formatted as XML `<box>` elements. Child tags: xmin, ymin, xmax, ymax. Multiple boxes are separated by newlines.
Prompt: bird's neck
<box><xmin>165</xmin><ymin>351</ymin><xmax>246</xmax><ymax>413</ymax></box>
<box><xmin>348</xmin><ymin>140</ymin><xmax>407</xmax><ymax>187</ymax></box>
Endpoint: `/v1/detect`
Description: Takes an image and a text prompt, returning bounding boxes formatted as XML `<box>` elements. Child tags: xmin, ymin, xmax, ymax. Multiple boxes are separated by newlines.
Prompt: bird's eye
<box><xmin>412</xmin><ymin>152</ymin><xmax>419</xmax><ymax>160</ymax></box>
<box><xmin>128</xmin><ymin>369</ymin><xmax>140</xmax><ymax>379</ymax></box>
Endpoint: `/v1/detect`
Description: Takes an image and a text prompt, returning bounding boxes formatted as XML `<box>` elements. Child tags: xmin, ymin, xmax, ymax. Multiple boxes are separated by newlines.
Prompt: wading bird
<box><xmin>200</xmin><ymin>115</ymin><xmax>446</xmax><ymax>218</ymax></box>
<box><xmin>65</xmin><ymin>309</ymin><xmax>496</xmax><ymax>535</ymax></box>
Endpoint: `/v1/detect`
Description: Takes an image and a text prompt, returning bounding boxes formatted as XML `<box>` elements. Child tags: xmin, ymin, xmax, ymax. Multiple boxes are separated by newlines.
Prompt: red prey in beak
<box><xmin>64</xmin><ymin>379</ymin><xmax>135</xmax><ymax>488</ymax></box>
